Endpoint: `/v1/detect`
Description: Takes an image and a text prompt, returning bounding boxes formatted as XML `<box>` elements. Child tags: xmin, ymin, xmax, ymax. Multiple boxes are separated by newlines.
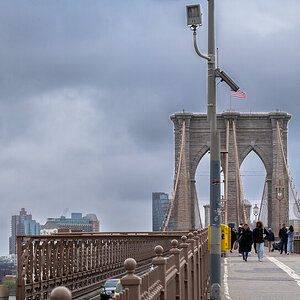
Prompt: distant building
<box><xmin>0</xmin><ymin>255</ymin><xmax>17</xmax><ymax>283</ymax></box>
<box><xmin>152</xmin><ymin>192</ymin><xmax>173</xmax><ymax>231</ymax></box>
<box><xmin>45</xmin><ymin>212</ymin><xmax>99</xmax><ymax>233</ymax></box>
<box><xmin>40</xmin><ymin>221</ymin><xmax>59</xmax><ymax>235</ymax></box>
<box><xmin>86</xmin><ymin>214</ymin><xmax>100</xmax><ymax>232</ymax></box>
<box><xmin>244</xmin><ymin>199</ymin><xmax>252</xmax><ymax>225</ymax></box>
<box><xmin>203</xmin><ymin>204</ymin><xmax>210</xmax><ymax>228</ymax></box>
<box><xmin>9</xmin><ymin>208</ymin><xmax>40</xmax><ymax>255</ymax></box>
<box><xmin>289</xmin><ymin>219</ymin><xmax>300</xmax><ymax>232</ymax></box>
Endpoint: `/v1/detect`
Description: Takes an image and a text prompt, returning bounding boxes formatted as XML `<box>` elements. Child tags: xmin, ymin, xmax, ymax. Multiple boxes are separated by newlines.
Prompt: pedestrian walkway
<box><xmin>222</xmin><ymin>248</ymin><xmax>300</xmax><ymax>300</ymax></box>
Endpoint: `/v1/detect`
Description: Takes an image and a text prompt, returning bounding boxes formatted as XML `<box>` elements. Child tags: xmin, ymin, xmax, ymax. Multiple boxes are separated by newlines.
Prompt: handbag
<box><xmin>233</xmin><ymin>240</ymin><xmax>238</xmax><ymax>250</ymax></box>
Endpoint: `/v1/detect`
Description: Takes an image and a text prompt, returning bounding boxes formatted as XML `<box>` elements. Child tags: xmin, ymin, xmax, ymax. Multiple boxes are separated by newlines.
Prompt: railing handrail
<box><xmin>16</xmin><ymin>231</ymin><xmax>189</xmax><ymax>238</ymax></box>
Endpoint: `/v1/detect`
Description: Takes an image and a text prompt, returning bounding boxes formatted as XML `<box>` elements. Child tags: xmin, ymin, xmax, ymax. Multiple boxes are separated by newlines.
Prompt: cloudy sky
<box><xmin>1</xmin><ymin>0</ymin><xmax>300</xmax><ymax>255</ymax></box>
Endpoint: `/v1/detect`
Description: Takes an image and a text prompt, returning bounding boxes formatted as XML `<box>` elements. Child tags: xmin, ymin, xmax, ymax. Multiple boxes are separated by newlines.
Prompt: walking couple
<box><xmin>240</xmin><ymin>221</ymin><xmax>268</xmax><ymax>262</ymax></box>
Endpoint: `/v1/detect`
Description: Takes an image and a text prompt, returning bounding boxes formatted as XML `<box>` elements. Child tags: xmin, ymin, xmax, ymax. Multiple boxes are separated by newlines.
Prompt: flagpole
<box><xmin>230</xmin><ymin>93</ymin><xmax>232</xmax><ymax>111</ymax></box>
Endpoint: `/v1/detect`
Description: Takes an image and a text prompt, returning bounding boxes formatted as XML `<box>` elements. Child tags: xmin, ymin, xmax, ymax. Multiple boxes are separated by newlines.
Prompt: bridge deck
<box><xmin>222</xmin><ymin>248</ymin><xmax>300</xmax><ymax>300</ymax></box>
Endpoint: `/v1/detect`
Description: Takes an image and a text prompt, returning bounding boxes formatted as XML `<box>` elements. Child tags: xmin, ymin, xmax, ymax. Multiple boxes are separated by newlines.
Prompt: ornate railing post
<box><xmin>169</xmin><ymin>239</ymin><xmax>181</xmax><ymax>299</ymax></box>
<box><xmin>49</xmin><ymin>286</ymin><xmax>72</xmax><ymax>300</ymax></box>
<box><xmin>187</xmin><ymin>232</ymin><xmax>196</xmax><ymax>300</ymax></box>
<box><xmin>193</xmin><ymin>231</ymin><xmax>200</xmax><ymax>300</ymax></box>
<box><xmin>121</xmin><ymin>258</ymin><xmax>141</xmax><ymax>300</ymax></box>
<box><xmin>0</xmin><ymin>285</ymin><xmax>9</xmax><ymax>300</ymax></box>
<box><xmin>197</xmin><ymin>230</ymin><xmax>204</xmax><ymax>299</ymax></box>
<box><xmin>16</xmin><ymin>236</ymin><xmax>24</xmax><ymax>300</ymax></box>
<box><xmin>180</xmin><ymin>235</ymin><xmax>189</xmax><ymax>300</ymax></box>
<box><xmin>152</xmin><ymin>245</ymin><xmax>167</xmax><ymax>300</ymax></box>
<box><xmin>204</xmin><ymin>229</ymin><xmax>209</xmax><ymax>298</ymax></box>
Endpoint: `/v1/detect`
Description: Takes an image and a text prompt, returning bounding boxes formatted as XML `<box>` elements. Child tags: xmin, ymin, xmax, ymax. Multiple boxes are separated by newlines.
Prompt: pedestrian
<box><xmin>240</xmin><ymin>224</ymin><xmax>253</xmax><ymax>262</ymax></box>
<box><xmin>238</xmin><ymin>223</ymin><xmax>244</xmax><ymax>256</ymax></box>
<box><xmin>287</xmin><ymin>225</ymin><xmax>295</xmax><ymax>254</ymax></box>
<box><xmin>252</xmin><ymin>220</ymin><xmax>268</xmax><ymax>262</ymax></box>
<box><xmin>279</xmin><ymin>224</ymin><xmax>288</xmax><ymax>254</ymax></box>
<box><xmin>267</xmin><ymin>228</ymin><xmax>275</xmax><ymax>252</ymax></box>
<box><xmin>230</xmin><ymin>227</ymin><xmax>237</xmax><ymax>253</ymax></box>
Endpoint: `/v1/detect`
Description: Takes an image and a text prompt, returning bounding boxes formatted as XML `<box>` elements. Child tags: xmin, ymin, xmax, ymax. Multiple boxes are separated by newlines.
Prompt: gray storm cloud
<box><xmin>0</xmin><ymin>0</ymin><xmax>300</xmax><ymax>254</ymax></box>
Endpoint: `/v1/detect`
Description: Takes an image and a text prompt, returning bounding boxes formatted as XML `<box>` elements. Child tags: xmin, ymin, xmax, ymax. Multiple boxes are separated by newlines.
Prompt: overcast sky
<box><xmin>1</xmin><ymin>0</ymin><xmax>300</xmax><ymax>255</ymax></box>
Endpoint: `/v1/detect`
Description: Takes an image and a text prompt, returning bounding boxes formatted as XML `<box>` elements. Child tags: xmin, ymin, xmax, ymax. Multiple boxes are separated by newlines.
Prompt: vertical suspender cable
<box><xmin>232</xmin><ymin>120</ymin><xmax>247</xmax><ymax>224</ymax></box>
<box><xmin>258</xmin><ymin>175</ymin><xmax>267</xmax><ymax>221</ymax></box>
<box><xmin>276</xmin><ymin>121</ymin><xmax>300</xmax><ymax>213</ymax></box>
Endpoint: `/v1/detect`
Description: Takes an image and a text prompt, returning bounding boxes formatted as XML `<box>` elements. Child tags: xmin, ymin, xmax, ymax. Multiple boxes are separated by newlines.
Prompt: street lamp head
<box><xmin>275</xmin><ymin>181</ymin><xmax>284</xmax><ymax>200</ymax></box>
<box><xmin>186</xmin><ymin>4</ymin><xmax>202</xmax><ymax>30</ymax></box>
<box><xmin>253</xmin><ymin>204</ymin><xmax>259</xmax><ymax>216</ymax></box>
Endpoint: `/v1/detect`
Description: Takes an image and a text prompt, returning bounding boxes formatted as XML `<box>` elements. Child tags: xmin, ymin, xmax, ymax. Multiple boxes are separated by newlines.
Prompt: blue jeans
<box><xmin>287</xmin><ymin>239</ymin><xmax>294</xmax><ymax>253</ymax></box>
<box><xmin>280</xmin><ymin>239</ymin><xmax>287</xmax><ymax>254</ymax></box>
<box><xmin>256</xmin><ymin>243</ymin><xmax>264</xmax><ymax>260</ymax></box>
<box><xmin>243</xmin><ymin>251</ymin><xmax>249</xmax><ymax>260</ymax></box>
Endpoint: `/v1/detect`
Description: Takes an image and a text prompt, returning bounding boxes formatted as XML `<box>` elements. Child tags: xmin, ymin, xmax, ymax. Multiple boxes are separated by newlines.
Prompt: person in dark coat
<box><xmin>252</xmin><ymin>220</ymin><xmax>268</xmax><ymax>261</ymax></box>
<box><xmin>279</xmin><ymin>224</ymin><xmax>288</xmax><ymax>254</ymax></box>
<box><xmin>267</xmin><ymin>228</ymin><xmax>275</xmax><ymax>252</ymax></box>
<box><xmin>238</xmin><ymin>223</ymin><xmax>244</xmax><ymax>255</ymax></box>
<box><xmin>230</xmin><ymin>227</ymin><xmax>237</xmax><ymax>253</ymax></box>
<box><xmin>240</xmin><ymin>224</ymin><xmax>253</xmax><ymax>261</ymax></box>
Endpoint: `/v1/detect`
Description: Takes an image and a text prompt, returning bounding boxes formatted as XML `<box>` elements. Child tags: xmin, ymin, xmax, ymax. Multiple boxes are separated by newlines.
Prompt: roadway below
<box><xmin>222</xmin><ymin>248</ymin><xmax>300</xmax><ymax>300</ymax></box>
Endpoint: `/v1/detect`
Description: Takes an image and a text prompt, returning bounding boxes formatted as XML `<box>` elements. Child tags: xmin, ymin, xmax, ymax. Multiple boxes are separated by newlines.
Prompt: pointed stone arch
<box><xmin>191</xmin><ymin>145</ymin><xmax>210</xmax><ymax>180</ymax></box>
<box><xmin>239</xmin><ymin>144</ymin><xmax>271</xmax><ymax>175</ymax></box>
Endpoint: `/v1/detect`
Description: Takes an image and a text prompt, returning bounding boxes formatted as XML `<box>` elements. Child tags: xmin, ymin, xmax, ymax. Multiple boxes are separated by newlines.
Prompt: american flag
<box><xmin>231</xmin><ymin>89</ymin><xmax>246</xmax><ymax>98</ymax></box>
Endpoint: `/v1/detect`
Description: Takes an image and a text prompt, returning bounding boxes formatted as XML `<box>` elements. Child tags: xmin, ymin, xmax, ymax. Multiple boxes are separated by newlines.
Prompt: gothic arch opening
<box><xmin>195</xmin><ymin>151</ymin><xmax>225</xmax><ymax>227</ymax></box>
<box><xmin>240</xmin><ymin>150</ymin><xmax>267</xmax><ymax>225</ymax></box>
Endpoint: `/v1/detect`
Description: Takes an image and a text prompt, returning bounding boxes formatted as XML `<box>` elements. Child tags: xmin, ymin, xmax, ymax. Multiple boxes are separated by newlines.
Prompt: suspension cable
<box><xmin>276</xmin><ymin>121</ymin><xmax>300</xmax><ymax>213</ymax></box>
<box><xmin>258</xmin><ymin>175</ymin><xmax>268</xmax><ymax>221</ymax></box>
<box><xmin>232</xmin><ymin>120</ymin><xmax>248</xmax><ymax>224</ymax></box>
<box><xmin>163</xmin><ymin>120</ymin><xmax>186</xmax><ymax>231</ymax></box>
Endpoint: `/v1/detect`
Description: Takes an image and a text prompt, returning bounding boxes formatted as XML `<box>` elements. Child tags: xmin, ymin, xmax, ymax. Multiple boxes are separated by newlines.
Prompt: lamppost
<box><xmin>186</xmin><ymin>3</ymin><xmax>239</xmax><ymax>300</ymax></box>
<box><xmin>275</xmin><ymin>180</ymin><xmax>284</xmax><ymax>229</ymax></box>
<box><xmin>253</xmin><ymin>204</ymin><xmax>259</xmax><ymax>222</ymax></box>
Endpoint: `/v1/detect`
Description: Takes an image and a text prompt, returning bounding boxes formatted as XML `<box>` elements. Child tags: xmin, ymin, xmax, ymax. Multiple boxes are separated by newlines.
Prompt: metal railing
<box><xmin>113</xmin><ymin>229</ymin><xmax>209</xmax><ymax>300</ymax></box>
<box><xmin>16</xmin><ymin>231</ymin><xmax>189</xmax><ymax>299</ymax></box>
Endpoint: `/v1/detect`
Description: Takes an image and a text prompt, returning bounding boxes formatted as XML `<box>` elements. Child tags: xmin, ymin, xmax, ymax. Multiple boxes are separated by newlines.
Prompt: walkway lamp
<box><xmin>253</xmin><ymin>204</ymin><xmax>259</xmax><ymax>222</ymax></box>
<box><xmin>186</xmin><ymin>2</ymin><xmax>239</xmax><ymax>300</ymax></box>
<box><xmin>275</xmin><ymin>181</ymin><xmax>284</xmax><ymax>200</ymax></box>
<box><xmin>275</xmin><ymin>180</ymin><xmax>284</xmax><ymax>228</ymax></box>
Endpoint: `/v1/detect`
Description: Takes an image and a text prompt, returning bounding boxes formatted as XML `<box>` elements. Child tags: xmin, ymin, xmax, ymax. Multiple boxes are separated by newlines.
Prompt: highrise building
<box><xmin>203</xmin><ymin>204</ymin><xmax>210</xmax><ymax>228</ymax></box>
<box><xmin>86</xmin><ymin>214</ymin><xmax>100</xmax><ymax>232</ymax></box>
<box><xmin>45</xmin><ymin>212</ymin><xmax>99</xmax><ymax>232</ymax></box>
<box><xmin>152</xmin><ymin>192</ymin><xmax>173</xmax><ymax>231</ymax></box>
<box><xmin>9</xmin><ymin>208</ymin><xmax>40</xmax><ymax>254</ymax></box>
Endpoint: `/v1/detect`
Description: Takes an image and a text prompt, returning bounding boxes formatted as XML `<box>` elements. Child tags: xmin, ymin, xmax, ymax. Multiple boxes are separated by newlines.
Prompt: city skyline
<box><xmin>6</xmin><ymin>208</ymin><xmax>100</xmax><ymax>255</ymax></box>
<box><xmin>1</xmin><ymin>1</ymin><xmax>300</xmax><ymax>255</ymax></box>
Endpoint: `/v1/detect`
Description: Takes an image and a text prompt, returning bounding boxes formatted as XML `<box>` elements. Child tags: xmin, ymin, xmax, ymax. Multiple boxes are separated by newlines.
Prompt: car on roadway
<box><xmin>100</xmin><ymin>278</ymin><xmax>120</xmax><ymax>299</ymax></box>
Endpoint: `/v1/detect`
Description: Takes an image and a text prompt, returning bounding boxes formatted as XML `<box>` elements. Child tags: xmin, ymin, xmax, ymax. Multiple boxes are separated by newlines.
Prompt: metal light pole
<box><xmin>207</xmin><ymin>2</ymin><xmax>221</xmax><ymax>298</ymax></box>
<box><xmin>186</xmin><ymin>2</ymin><xmax>239</xmax><ymax>299</ymax></box>
<box><xmin>186</xmin><ymin>2</ymin><xmax>221</xmax><ymax>299</ymax></box>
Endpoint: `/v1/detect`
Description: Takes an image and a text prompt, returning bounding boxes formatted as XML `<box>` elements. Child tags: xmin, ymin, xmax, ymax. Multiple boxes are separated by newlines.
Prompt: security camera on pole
<box><xmin>186</xmin><ymin>3</ymin><xmax>240</xmax><ymax>300</ymax></box>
